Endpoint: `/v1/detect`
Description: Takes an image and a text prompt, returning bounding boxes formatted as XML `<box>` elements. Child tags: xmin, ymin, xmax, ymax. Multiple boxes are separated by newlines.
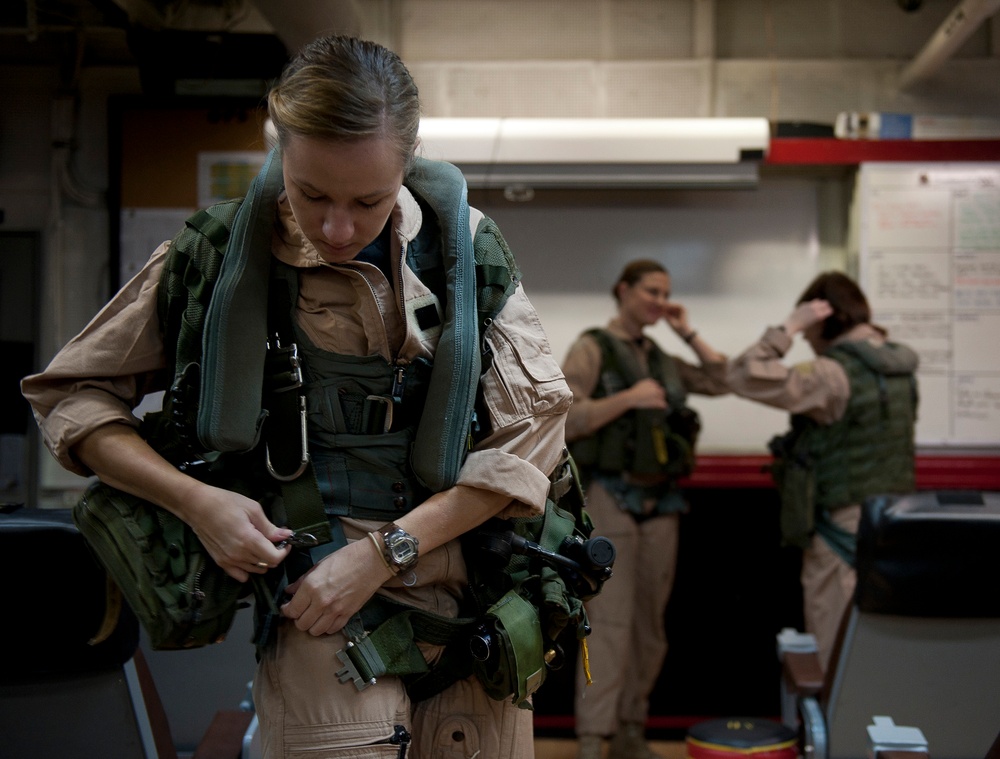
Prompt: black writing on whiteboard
<box><xmin>859</xmin><ymin>164</ymin><xmax>1000</xmax><ymax>446</ymax></box>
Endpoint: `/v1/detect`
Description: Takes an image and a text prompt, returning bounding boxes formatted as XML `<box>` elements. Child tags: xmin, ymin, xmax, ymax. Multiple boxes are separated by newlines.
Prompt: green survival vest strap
<box><xmin>404</xmin><ymin>157</ymin><xmax>480</xmax><ymax>492</ymax></box>
<box><xmin>198</xmin><ymin>147</ymin><xmax>284</xmax><ymax>453</ymax></box>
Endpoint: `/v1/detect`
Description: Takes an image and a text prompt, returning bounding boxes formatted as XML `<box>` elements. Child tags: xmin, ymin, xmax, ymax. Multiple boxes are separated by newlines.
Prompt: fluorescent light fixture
<box><xmin>418</xmin><ymin>117</ymin><xmax>770</xmax><ymax>189</ymax></box>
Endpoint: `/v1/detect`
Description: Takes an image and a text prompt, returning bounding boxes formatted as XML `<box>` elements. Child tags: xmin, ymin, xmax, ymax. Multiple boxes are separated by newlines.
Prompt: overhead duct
<box><xmin>417</xmin><ymin>118</ymin><xmax>770</xmax><ymax>190</ymax></box>
<box><xmin>898</xmin><ymin>0</ymin><xmax>1000</xmax><ymax>90</ymax></box>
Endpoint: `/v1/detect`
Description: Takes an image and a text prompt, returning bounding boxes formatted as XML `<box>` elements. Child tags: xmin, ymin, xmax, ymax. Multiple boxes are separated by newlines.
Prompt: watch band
<box><xmin>368</xmin><ymin>531</ymin><xmax>394</xmax><ymax>572</ymax></box>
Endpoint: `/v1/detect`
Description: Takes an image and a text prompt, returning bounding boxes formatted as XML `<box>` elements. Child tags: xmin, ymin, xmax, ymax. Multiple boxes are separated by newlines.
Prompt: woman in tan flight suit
<box><xmin>22</xmin><ymin>34</ymin><xmax>571</xmax><ymax>759</ymax></box>
<box><xmin>724</xmin><ymin>271</ymin><xmax>918</xmax><ymax>670</ymax></box>
<box><xmin>562</xmin><ymin>259</ymin><xmax>729</xmax><ymax>759</ymax></box>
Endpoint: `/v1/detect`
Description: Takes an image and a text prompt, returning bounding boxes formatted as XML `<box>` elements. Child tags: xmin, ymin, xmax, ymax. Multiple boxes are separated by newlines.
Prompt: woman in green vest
<box><xmin>724</xmin><ymin>271</ymin><xmax>918</xmax><ymax>670</ymax></box>
<box><xmin>562</xmin><ymin>259</ymin><xmax>729</xmax><ymax>759</ymax></box>
<box><xmin>22</xmin><ymin>35</ymin><xmax>572</xmax><ymax>758</ymax></box>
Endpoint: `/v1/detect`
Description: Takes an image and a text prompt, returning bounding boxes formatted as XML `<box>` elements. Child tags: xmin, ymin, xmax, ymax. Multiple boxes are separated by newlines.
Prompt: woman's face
<box><xmin>619</xmin><ymin>271</ymin><xmax>671</xmax><ymax>327</ymax></box>
<box><xmin>281</xmin><ymin>133</ymin><xmax>406</xmax><ymax>264</ymax></box>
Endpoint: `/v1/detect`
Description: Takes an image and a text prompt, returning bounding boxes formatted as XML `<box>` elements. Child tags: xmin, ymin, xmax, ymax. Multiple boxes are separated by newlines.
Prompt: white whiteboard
<box><xmin>857</xmin><ymin>163</ymin><xmax>1000</xmax><ymax>447</ymax></box>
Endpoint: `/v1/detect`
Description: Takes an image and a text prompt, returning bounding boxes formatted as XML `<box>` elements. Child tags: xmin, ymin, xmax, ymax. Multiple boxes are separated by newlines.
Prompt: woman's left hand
<box><xmin>280</xmin><ymin>538</ymin><xmax>393</xmax><ymax>636</ymax></box>
<box><xmin>663</xmin><ymin>302</ymin><xmax>690</xmax><ymax>335</ymax></box>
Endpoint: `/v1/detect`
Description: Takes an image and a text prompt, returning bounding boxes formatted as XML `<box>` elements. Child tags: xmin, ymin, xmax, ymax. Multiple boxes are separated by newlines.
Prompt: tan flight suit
<box><xmin>22</xmin><ymin>184</ymin><xmax>572</xmax><ymax>758</ymax></box>
<box><xmin>724</xmin><ymin>323</ymin><xmax>889</xmax><ymax>670</ymax></box>
<box><xmin>562</xmin><ymin>320</ymin><xmax>728</xmax><ymax>737</ymax></box>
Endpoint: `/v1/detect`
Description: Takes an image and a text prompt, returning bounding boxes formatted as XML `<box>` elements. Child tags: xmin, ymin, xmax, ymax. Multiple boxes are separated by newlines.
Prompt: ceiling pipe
<box><xmin>899</xmin><ymin>0</ymin><xmax>1000</xmax><ymax>90</ymax></box>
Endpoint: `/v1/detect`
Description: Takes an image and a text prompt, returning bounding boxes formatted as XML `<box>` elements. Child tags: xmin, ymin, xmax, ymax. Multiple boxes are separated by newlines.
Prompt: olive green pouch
<box><xmin>73</xmin><ymin>480</ymin><xmax>248</xmax><ymax>650</ymax></box>
<box><xmin>768</xmin><ymin>434</ymin><xmax>816</xmax><ymax>549</ymax></box>
<box><xmin>471</xmin><ymin>589</ymin><xmax>545</xmax><ymax>708</ymax></box>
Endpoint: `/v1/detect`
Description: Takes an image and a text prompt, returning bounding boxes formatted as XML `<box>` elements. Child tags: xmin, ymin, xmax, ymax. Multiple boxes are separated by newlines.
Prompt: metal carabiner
<box><xmin>266</xmin><ymin>394</ymin><xmax>310</xmax><ymax>481</ymax></box>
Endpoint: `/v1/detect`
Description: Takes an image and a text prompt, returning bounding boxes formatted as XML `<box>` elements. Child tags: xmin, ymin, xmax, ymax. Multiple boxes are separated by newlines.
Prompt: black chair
<box><xmin>0</xmin><ymin>506</ymin><xmax>250</xmax><ymax>759</ymax></box>
<box><xmin>778</xmin><ymin>491</ymin><xmax>1000</xmax><ymax>759</ymax></box>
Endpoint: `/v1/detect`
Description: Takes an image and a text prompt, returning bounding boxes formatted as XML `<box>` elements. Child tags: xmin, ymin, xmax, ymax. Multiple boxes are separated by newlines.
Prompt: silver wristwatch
<box><xmin>377</xmin><ymin>523</ymin><xmax>419</xmax><ymax>574</ymax></box>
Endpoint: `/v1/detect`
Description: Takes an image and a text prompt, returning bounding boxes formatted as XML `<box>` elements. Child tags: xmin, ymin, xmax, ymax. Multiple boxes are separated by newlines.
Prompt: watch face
<box><xmin>390</xmin><ymin>537</ymin><xmax>418</xmax><ymax>563</ymax></box>
<box><xmin>385</xmin><ymin>528</ymin><xmax>419</xmax><ymax>569</ymax></box>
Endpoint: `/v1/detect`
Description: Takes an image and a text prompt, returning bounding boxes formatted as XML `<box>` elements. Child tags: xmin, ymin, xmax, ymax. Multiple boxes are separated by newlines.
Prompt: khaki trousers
<box><xmin>800</xmin><ymin>503</ymin><xmax>861</xmax><ymax>671</ymax></box>
<box><xmin>254</xmin><ymin>623</ymin><xmax>534</xmax><ymax>758</ymax></box>
<box><xmin>574</xmin><ymin>480</ymin><xmax>679</xmax><ymax>737</ymax></box>
<box><xmin>253</xmin><ymin>532</ymin><xmax>534</xmax><ymax>758</ymax></box>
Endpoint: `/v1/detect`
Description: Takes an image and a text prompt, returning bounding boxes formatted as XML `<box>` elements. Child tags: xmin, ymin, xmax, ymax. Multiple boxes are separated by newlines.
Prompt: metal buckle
<box><xmin>365</xmin><ymin>395</ymin><xmax>394</xmax><ymax>434</ymax></box>
<box><xmin>335</xmin><ymin>640</ymin><xmax>377</xmax><ymax>691</ymax></box>
<box><xmin>267</xmin><ymin>335</ymin><xmax>303</xmax><ymax>393</ymax></box>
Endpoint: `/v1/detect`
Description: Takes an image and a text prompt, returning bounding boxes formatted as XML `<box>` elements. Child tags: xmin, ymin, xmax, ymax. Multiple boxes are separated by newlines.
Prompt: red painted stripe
<box><xmin>767</xmin><ymin>138</ymin><xmax>1000</xmax><ymax>165</ymax></box>
<box><xmin>678</xmin><ymin>455</ymin><xmax>1000</xmax><ymax>491</ymax></box>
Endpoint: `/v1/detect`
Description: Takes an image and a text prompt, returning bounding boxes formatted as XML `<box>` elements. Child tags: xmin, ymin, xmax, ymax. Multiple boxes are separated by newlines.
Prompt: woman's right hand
<box><xmin>72</xmin><ymin>422</ymin><xmax>292</xmax><ymax>582</ymax></box>
<box><xmin>183</xmin><ymin>481</ymin><xmax>292</xmax><ymax>582</ymax></box>
<box><xmin>626</xmin><ymin>377</ymin><xmax>669</xmax><ymax>410</ymax></box>
<box><xmin>783</xmin><ymin>299</ymin><xmax>833</xmax><ymax>336</ymax></box>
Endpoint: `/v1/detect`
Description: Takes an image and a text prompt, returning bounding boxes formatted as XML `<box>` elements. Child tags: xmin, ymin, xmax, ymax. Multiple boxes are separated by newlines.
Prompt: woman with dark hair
<box><xmin>725</xmin><ymin>270</ymin><xmax>919</xmax><ymax>669</ymax></box>
<box><xmin>562</xmin><ymin>259</ymin><xmax>728</xmax><ymax>759</ymax></box>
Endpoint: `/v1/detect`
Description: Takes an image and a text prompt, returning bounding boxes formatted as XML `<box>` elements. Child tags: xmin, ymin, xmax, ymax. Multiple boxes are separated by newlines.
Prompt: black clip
<box><xmin>273</xmin><ymin>532</ymin><xmax>320</xmax><ymax>550</ymax></box>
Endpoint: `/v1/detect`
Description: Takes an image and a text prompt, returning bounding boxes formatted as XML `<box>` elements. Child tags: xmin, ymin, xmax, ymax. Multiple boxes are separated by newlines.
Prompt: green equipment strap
<box><xmin>186</xmin><ymin>208</ymin><xmax>231</xmax><ymax>252</ymax></box>
<box><xmin>198</xmin><ymin>147</ymin><xmax>284</xmax><ymax>453</ymax></box>
<box><xmin>335</xmin><ymin>599</ymin><xmax>477</xmax><ymax>693</ymax></box>
<box><xmin>405</xmin><ymin>158</ymin><xmax>480</xmax><ymax>492</ymax></box>
<box><xmin>815</xmin><ymin>509</ymin><xmax>857</xmax><ymax>566</ymax></box>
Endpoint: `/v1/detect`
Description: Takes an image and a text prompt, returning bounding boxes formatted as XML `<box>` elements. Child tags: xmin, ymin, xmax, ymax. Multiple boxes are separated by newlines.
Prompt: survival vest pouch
<box><xmin>767</xmin><ymin>419</ymin><xmax>816</xmax><ymax>549</ymax></box>
<box><xmin>570</xmin><ymin>328</ymin><xmax>700</xmax><ymax>481</ymax></box>
<box><xmin>74</xmin><ymin>472</ymin><xmax>261</xmax><ymax>650</ymax></box>
<box><xmin>462</xmin><ymin>453</ymin><xmax>614</xmax><ymax>708</ymax></box>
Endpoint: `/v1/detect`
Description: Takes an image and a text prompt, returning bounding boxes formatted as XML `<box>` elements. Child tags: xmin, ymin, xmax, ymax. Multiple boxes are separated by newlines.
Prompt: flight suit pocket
<box><xmin>482</xmin><ymin>306</ymin><xmax>571</xmax><ymax>428</ymax></box>
<box><xmin>424</xmin><ymin>715</ymin><xmax>483</xmax><ymax>759</ymax></box>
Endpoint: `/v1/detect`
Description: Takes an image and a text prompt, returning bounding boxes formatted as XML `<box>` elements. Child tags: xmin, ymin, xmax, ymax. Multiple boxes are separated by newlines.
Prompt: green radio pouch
<box><xmin>768</xmin><ymin>431</ymin><xmax>816</xmax><ymax>549</ymax></box>
<box><xmin>471</xmin><ymin>590</ymin><xmax>545</xmax><ymax>707</ymax></box>
<box><xmin>73</xmin><ymin>480</ymin><xmax>251</xmax><ymax>650</ymax></box>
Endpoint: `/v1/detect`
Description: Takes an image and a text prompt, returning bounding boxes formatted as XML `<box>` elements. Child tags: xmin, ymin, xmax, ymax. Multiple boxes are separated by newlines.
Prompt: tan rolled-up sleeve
<box><xmin>560</xmin><ymin>333</ymin><xmax>603</xmax><ymax>443</ymax></box>
<box><xmin>20</xmin><ymin>245</ymin><xmax>171</xmax><ymax>475</ymax></box>
<box><xmin>725</xmin><ymin>326</ymin><xmax>849</xmax><ymax>424</ymax></box>
<box><xmin>675</xmin><ymin>355</ymin><xmax>731</xmax><ymax>397</ymax></box>
<box><xmin>456</xmin><ymin>285</ymin><xmax>573</xmax><ymax>517</ymax></box>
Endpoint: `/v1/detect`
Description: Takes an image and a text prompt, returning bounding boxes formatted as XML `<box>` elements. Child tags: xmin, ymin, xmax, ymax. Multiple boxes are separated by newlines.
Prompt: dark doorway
<box><xmin>1</xmin><ymin>232</ymin><xmax>40</xmax><ymax>509</ymax></box>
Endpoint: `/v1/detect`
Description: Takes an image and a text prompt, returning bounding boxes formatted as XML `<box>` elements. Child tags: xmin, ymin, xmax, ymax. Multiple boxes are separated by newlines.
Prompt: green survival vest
<box><xmin>153</xmin><ymin>151</ymin><xmax>519</xmax><ymax>483</ymax></box>
<box><xmin>143</xmin><ymin>150</ymin><xmax>603</xmax><ymax>708</ymax></box>
<box><xmin>569</xmin><ymin>328</ymin><xmax>701</xmax><ymax>481</ymax></box>
<box><xmin>768</xmin><ymin>339</ymin><xmax>918</xmax><ymax>556</ymax></box>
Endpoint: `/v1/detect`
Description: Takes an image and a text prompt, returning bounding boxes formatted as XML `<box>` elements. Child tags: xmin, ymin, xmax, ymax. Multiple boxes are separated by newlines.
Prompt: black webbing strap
<box><xmin>263</xmin><ymin>263</ymin><xmax>331</xmax><ymax>546</ymax></box>
<box><xmin>247</xmin><ymin>260</ymin><xmax>333</xmax><ymax>653</ymax></box>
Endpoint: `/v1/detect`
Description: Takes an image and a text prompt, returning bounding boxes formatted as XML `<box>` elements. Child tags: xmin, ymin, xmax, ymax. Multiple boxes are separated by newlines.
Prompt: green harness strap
<box><xmin>404</xmin><ymin>158</ymin><xmax>480</xmax><ymax>491</ymax></box>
